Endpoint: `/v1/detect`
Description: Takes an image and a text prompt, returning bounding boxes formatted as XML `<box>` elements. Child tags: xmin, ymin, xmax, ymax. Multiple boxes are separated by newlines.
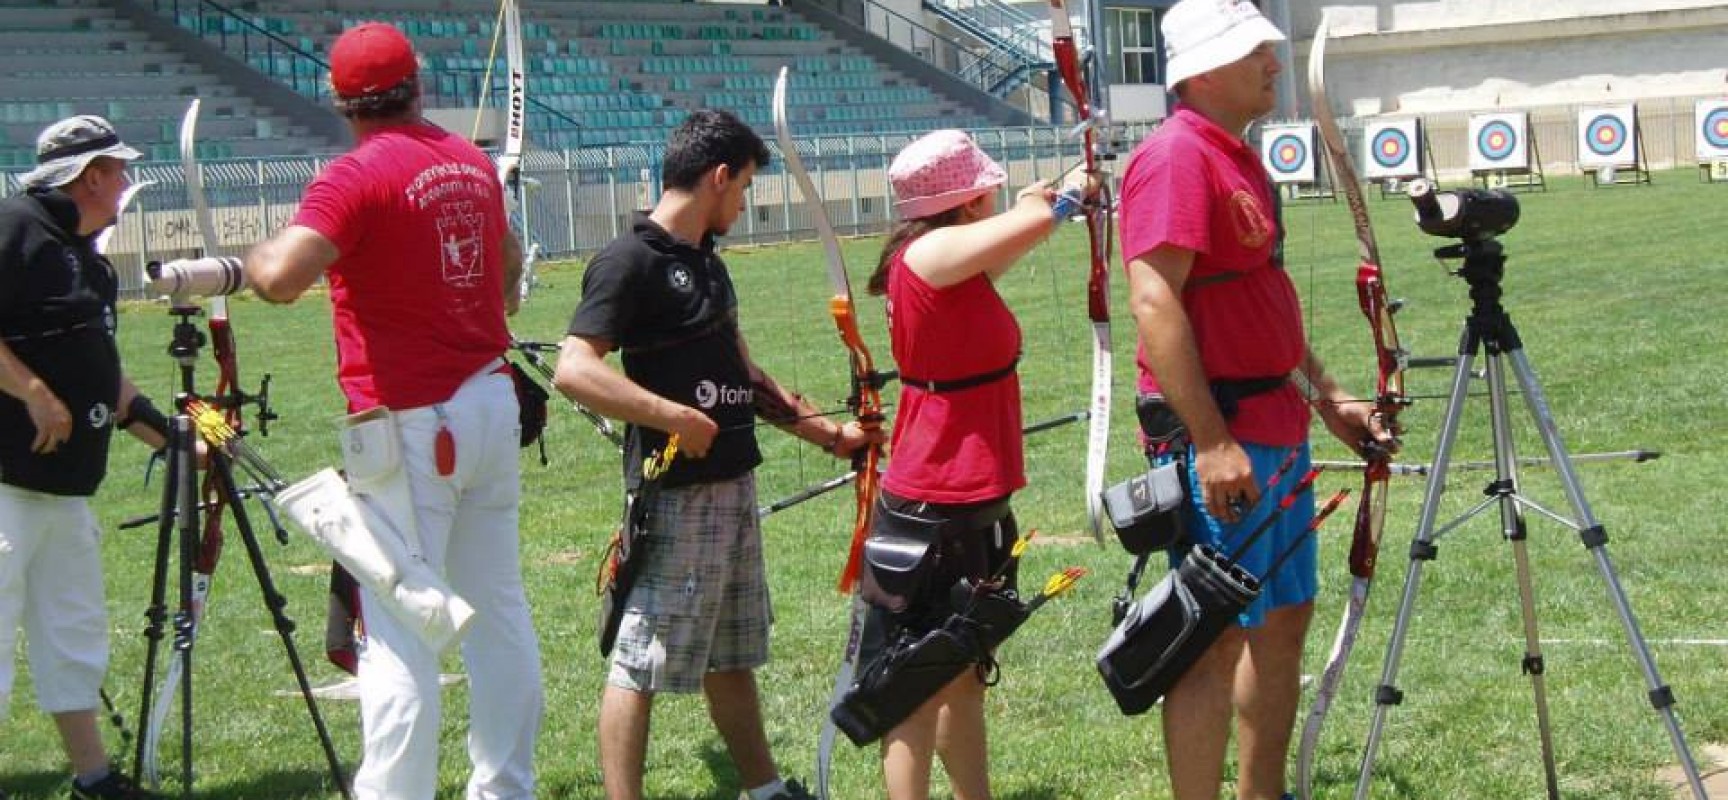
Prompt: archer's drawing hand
<box><xmin>669</xmin><ymin>407</ymin><xmax>719</xmax><ymax>459</ymax></box>
<box><xmin>1195</xmin><ymin>438</ymin><xmax>1258</xmax><ymax>524</ymax></box>
<box><xmin>24</xmin><ymin>379</ymin><xmax>72</xmax><ymax>454</ymax></box>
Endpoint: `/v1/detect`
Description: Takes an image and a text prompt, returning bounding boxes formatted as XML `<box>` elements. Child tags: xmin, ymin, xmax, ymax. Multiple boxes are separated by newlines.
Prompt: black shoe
<box><xmin>769</xmin><ymin>779</ymin><xmax>816</xmax><ymax>800</ymax></box>
<box><xmin>69</xmin><ymin>772</ymin><xmax>166</xmax><ymax>800</ymax></box>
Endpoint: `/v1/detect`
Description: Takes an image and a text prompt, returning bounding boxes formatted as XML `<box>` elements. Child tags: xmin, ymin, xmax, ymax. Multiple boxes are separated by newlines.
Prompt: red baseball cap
<box><xmin>329</xmin><ymin>22</ymin><xmax>418</xmax><ymax>98</ymax></box>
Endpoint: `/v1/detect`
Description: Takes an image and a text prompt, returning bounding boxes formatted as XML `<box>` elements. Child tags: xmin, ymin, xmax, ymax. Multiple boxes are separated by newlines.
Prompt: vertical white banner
<box><xmin>1468</xmin><ymin>111</ymin><xmax>1530</xmax><ymax>172</ymax></box>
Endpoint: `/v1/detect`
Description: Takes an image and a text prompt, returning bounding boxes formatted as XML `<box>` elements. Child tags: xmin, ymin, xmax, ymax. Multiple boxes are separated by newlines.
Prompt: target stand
<box><xmin>1578</xmin><ymin>104</ymin><xmax>1651</xmax><ymax>188</ymax></box>
<box><xmin>1694</xmin><ymin>99</ymin><xmax>1728</xmax><ymax>183</ymax></box>
<box><xmin>1468</xmin><ymin>111</ymin><xmax>1546</xmax><ymax>193</ymax></box>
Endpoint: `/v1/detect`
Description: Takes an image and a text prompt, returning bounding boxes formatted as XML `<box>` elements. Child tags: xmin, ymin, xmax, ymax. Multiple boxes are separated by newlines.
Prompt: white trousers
<box><xmin>0</xmin><ymin>484</ymin><xmax>108</xmax><ymax>715</ymax></box>
<box><xmin>352</xmin><ymin>371</ymin><xmax>545</xmax><ymax>800</ymax></box>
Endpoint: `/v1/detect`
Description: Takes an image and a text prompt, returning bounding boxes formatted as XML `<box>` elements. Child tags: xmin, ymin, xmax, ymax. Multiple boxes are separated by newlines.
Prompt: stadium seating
<box><xmin>1</xmin><ymin>0</ymin><xmax>1003</xmax><ymax>167</ymax></box>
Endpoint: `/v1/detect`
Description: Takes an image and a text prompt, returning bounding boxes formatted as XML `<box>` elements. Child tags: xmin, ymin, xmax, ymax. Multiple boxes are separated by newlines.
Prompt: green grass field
<box><xmin>7</xmin><ymin>169</ymin><xmax>1727</xmax><ymax>799</ymax></box>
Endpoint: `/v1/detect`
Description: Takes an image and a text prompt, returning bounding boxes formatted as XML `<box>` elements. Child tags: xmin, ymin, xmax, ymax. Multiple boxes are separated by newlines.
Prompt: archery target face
<box><xmin>1363</xmin><ymin>119</ymin><xmax>1421</xmax><ymax>180</ymax></box>
<box><xmin>1577</xmin><ymin>104</ymin><xmax>1636</xmax><ymax>168</ymax></box>
<box><xmin>1468</xmin><ymin>112</ymin><xmax>1529</xmax><ymax>172</ymax></box>
<box><xmin>1696</xmin><ymin>99</ymin><xmax>1728</xmax><ymax>160</ymax></box>
<box><xmin>1260</xmin><ymin>123</ymin><xmax>1317</xmax><ymax>184</ymax></box>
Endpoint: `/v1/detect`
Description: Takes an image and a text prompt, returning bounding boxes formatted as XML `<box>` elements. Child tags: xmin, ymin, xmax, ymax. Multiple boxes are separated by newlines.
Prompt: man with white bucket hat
<box><xmin>2</xmin><ymin>115</ymin><xmax>170</xmax><ymax>799</ymax></box>
<box><xmin>1117</xmin><ymin>2</ymin><xmax>1391</xmax><ymax>799</ymax></box>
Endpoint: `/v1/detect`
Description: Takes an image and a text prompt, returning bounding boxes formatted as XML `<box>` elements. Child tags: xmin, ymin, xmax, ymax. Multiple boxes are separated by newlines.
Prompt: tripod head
<box><xmin>156</xmin><ymin>290</ymin><xmax>278</xmax><ymax>437</ymax></box>
<box><xmin>1405</xmin><ymin>178</ymin><xmax>1520</xmax><ymax>291</ymax></box>
<box><xmin>1407</xmin><ymin>179</ymin><xmax>1519</xmax><ymax>244</ymax></box>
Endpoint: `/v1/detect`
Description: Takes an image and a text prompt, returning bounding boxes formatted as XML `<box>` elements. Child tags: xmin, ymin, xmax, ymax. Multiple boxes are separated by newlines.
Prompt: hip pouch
<box><xmin>507</xmin><ymin>360</ymin><xmax>549</xmax><ymax>448</ymax></box>
<box><xmin>1095</xmin><ymin>544</ymin><xmax>1260</xmax><ymax>715</ymax></box>
<box><xmin>338</xmin><ymin>406</ymin><xmax>401</xmax><ymax>491</ymax></box>
<box><xmin>858</xmin><ymin>499</ymin><xmax>947</xmax><ymax>615</ymax></box>
<box><xmin>1100</xmin><ymin>461</ymin><xmax>1187</xmax><ymax>555</ymax></box>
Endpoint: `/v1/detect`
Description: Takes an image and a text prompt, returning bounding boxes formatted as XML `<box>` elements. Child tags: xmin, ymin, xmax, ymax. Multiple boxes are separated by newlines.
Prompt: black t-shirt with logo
<box><xmin>0</xmin><ymin>188</ymin><xmax>123</xmax><ymax>496</ymax></box>
<box><xmin>567</xmin><ymin>214</ymin><xmax>761</xmax><ymax>488</ymax></box>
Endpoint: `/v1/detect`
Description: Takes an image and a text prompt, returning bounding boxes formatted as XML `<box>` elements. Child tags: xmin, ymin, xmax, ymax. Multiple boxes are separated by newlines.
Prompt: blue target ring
<box><xmin>1585</xmin><ymin>114</ymin><xmax>1627</xmax><ymax>157</ymax></box>
<box><xmin>1476</xmin><ymin>120</ymin><xmax>1518</xmax><ymax>162</ymax></box>
<box><xmin>1268</xmin><ymin>134</ymin><xmax>1308</xmax><ymax>174</ymax></box>
<box><xmin>1702</xmin><ymin>107</ymin><xmax>1728</xmax><ymax>149</ymax></box>
<box><xmin>1371</xmin><ymin>128</ymin><xmax>1411</xmax><ymax>169</ymax></box>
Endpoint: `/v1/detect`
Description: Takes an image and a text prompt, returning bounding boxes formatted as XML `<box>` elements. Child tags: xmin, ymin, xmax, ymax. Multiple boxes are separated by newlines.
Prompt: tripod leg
<box><xmin>175</xmin><ymin>420</ymin><xmax>199</xmax><ymax>799</ymax></box>
<box><xmin>1483</xmin><ymin>352</ymin><xmax>1561</xmax><ymax>799</ymax></box>
<box><xmin>210</xmin><ymin>454</ymin><xmax>354</xmax><ymax>799</ymax></box>
<box><xmin>1355</xmin><ymin>330</ymin><xmax>1481</xmax><ymax>800</ymax></box>
<box><xmin>134</xmin><ymin>417</ymin><xmax>186</xmax><ymax>786</ymax></box>
<box><xmin>1506</xmin><ymin>348</ymin><xmax>1710</xmax><ymax>799</ymax></box>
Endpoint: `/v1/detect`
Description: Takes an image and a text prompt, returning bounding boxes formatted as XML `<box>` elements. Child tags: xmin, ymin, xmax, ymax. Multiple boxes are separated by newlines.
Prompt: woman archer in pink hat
<box><xmin>848</xmin><ymin>129</ymin><xmax>1090</xmax><ymax>800</ymax></box>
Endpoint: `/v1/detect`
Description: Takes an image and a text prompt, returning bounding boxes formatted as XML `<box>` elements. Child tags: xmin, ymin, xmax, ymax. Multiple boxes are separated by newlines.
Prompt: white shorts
<box><xmin>0</xmin><ymin>484</ymin><xmax>109</xmax><ymax>715</ymax></box>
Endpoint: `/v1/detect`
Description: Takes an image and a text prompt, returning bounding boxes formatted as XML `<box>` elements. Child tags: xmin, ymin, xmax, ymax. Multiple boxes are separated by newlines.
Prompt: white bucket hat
<box><xmin>1162</xmin><ymin>0</ymin><xmax>1286</xmax><ymax>88</ymax></box>
<box><xmin>20</xmin><ymin>115</ymin><xmax>142</xmax><ymax>188</ymax></box>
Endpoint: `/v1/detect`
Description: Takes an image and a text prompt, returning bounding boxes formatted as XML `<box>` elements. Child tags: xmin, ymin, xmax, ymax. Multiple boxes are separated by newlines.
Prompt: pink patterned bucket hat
<box><xmin>888</xmin><ymin>130</ymin><xmax>1006</xmax><ymax>220</ymax></box>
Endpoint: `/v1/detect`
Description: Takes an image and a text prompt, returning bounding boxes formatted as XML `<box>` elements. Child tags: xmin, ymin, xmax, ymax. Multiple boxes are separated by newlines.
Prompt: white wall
<box><xmin>1296</xmin><ymin>2</ymin><xmax>1728</xmax><ymax>116</ymax></box>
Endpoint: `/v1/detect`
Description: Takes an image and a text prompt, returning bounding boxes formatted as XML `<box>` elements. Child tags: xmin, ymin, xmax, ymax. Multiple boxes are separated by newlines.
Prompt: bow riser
<box><xmin>1048</xmin><ymin>0</ymin><xmax>1114</xmax><ymax>544</ymax></box>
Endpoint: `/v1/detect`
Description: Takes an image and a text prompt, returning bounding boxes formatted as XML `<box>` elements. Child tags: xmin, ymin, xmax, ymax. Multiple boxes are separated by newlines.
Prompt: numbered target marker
<box><xmin>1260</xmin><ymin>123</ymin><xmax>1317</xmax><ymax>184</ymax></box>
<box><xmin>1469</xmin><ymin>112</ymin><xmax>1529</xmax><ymax>172</ymax></box>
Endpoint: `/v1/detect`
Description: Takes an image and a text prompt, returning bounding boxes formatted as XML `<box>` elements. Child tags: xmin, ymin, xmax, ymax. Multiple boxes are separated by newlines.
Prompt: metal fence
<box><xmin>16</xmin><ymin>99</ymin><xmax>1722</xmax><ymax>299</ymax></box>
<box><xmin>20</xmin><ymin>123</ymin><xmax>1149</xmax><ymax>299</ymax></box>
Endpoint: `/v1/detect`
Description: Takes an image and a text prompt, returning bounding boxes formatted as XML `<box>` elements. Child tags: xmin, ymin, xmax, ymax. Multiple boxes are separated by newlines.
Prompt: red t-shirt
<box><xmin>293</xmin><ymin>122</ymin><xmax>510</xmax><ymax>412</ymax></box>
<box><xmin>1118</xmin><ymin>106</ymin><xmax>1309</xmax><ymax>446</ymax></box>
<box><xmin>880</xmin><ymin>246</ymin><xmax>1025</xmax><ymax>504</ymax></box>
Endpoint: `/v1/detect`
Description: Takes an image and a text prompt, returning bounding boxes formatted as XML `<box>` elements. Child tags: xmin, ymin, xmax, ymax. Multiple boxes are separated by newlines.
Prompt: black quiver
<box><xmin>1095</xmin><ymin>543</ymin><xmax>1260</xmax><ymax>715</ymax></box>
<box><xmin>832</xmin><ymin>581</ymin><xmax>1028</xmax><ymax>745</ymax></box>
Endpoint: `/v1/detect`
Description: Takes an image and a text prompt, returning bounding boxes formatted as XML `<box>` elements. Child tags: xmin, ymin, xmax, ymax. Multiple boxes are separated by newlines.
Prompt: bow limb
<box><xmin>775</xmin><ymin>66</ymin><xmax>886</xmax><ymax>800</ymax></box>
<box><xmin>1296</xmin><ymin>17</ymin><xmax>1411</xmax><ymax>798</ymax></box>
<box><xmin>1047</xmin><ymin>0</ymin><xmax>1114</xmax><ymax>544</ymax></box>
<box><xmin>178</xmin><ymin>97</ymin><xmax>232</xmax><ymax>579</ymax></box>
<box><xmin>772</xmin><ymin>66</ymin><xmax>885</xmax><ymax>593</ymax></box>
<box><xmin>180</xmin><ymin>100</ymin><xmax>240</xmax><ymax>420</ymax></box>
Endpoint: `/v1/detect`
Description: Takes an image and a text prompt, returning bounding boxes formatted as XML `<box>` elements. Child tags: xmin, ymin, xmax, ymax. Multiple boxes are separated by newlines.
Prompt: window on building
<box><xmin>1109</xmin><ymin>7</ymin><xmax>1164</xmax><ymax>85</ymax></box>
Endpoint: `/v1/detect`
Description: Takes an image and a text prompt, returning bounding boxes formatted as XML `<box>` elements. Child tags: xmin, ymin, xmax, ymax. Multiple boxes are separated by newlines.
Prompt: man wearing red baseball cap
<box><xmin>243</xmin><ymin>21</ymin><xmax>540</xmax><ymax>800</ymax></box>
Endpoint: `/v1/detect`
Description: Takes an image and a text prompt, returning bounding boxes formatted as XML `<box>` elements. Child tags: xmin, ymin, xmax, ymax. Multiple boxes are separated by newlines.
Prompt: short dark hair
<box><xmin>335</xmin><ymin>76</ymin><xmax>419</xmax><ymax>121</ymax></box>
<box><xmin>661</xmin><ymin>109</ymin><xmax>771</xmax><ymax>192</ymax></box>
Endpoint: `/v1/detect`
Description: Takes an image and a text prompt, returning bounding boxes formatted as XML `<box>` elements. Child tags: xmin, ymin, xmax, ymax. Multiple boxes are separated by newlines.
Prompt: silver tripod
<box><xmin>1353</xmin><ymin>183</ymin><xmax>1708</xmax><ymax>800</ymax></box>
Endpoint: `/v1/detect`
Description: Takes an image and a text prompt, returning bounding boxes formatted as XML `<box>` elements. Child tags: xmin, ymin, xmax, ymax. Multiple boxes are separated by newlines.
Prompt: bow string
<box><xmin>772</xmin><ymin>66</ymin><xmax>887</xmax><ymax>594</ymax></box>
<box><xmin>1296</xmin><ymin>16</ymin><xmax>1412</xmax><ymax>798</ymax></box>
<box><xmin>774</xmin><ymin>66</ymin><xmax>891</xmax><ymax>800</ymax></box>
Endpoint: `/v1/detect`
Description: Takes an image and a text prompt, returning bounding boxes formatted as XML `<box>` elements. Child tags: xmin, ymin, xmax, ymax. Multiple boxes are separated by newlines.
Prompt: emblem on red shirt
<box><xmin>436</xmin><ymin>200</ymin><xmax>485</xmax><ymax>288</ymax></box>
<box><xmin>1229</xmin><ymin>189</ymin><xmax>1272</xmax><ymax>249</ymax></box>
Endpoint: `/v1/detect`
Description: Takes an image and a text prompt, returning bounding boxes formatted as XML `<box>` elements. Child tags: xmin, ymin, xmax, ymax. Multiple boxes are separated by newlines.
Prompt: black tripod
<box><xmin>128</xmin><ymin>303</ymin><xmax>350</xmax><ymax>799</ymax></box>
<box><xmin>1352</xmin><ymin>189</ymin><xmax>1708</xmax><ymax>799</ymax></box>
